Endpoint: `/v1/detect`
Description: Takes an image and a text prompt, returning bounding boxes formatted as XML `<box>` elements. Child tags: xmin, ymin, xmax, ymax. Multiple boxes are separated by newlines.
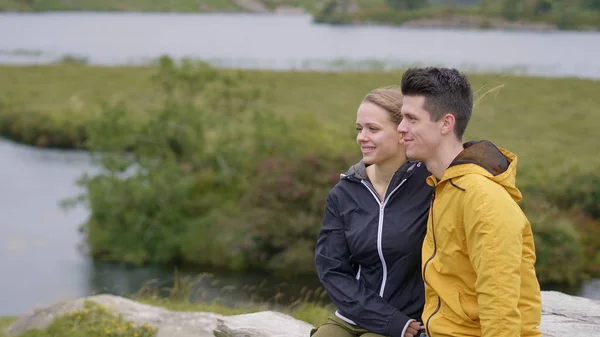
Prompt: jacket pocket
<box><xmin>457</xmin><ymin>289</ymin><xmax>479</xmax><ymax>324</ymax></box>
<box><xmin>440</xmin><ymin>289</ymin><xmax>478</xmax><ymax>326</ymax></box>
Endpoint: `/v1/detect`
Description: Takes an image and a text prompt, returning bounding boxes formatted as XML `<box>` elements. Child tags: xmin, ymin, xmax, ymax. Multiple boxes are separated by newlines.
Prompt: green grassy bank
<box><xmin>0</xmin><ymin>60</ymin><xmax>599</xmax><ymax>289</ymax></box>
<box><xmin>0</xmin><ymin>0</ymin><xmax>315</xmax><ymax>13</ymax></box>
<box><xmin>0</xmin><ymin>318</ymin><xmax>15</xmax><ymax>337</ymax></box>
<box><xmin>1</xmin><ymin>64</ymin><xmax>598</xmax><ymax>183</ymax></box>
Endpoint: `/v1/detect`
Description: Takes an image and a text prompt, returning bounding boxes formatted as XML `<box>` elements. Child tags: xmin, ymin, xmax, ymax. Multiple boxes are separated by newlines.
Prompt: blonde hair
<box><xmin>361</xmin><ymin>86</ymin><xmax>403</xmax><ymax>124</ymax></box>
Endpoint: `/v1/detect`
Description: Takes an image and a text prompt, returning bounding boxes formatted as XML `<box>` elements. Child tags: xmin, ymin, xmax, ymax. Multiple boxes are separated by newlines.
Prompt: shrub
<box><xmin>533</xmin><ymin>0</ymin><xmax>553</xmax><ymax>16</ymax></box>
<box><xmin>526</xmin><ymin>171</ymin><xmax>600</xmax><ymax>279</ymax></box>
<box><xmin>545</xmin><ymin>173</ymin><xmax>600</xmax><ymax>220</ymax></box>
<box><xmin>216</xmin><ymin>153</ymin><xmax>358</xmax><ymax>275</ymax></box>
<box><xmin>63</xmin><ymin>56</ymin><xmax>347</xmax><ymax>273</ymax></box>
<box><xmin>521</xmin><ymin>198</ymin><xmax>585</xmax><ymax>287</ymax></box>
<box><xmin>502</xmin><ymin>0</ymin><xmax>521</xmax><ymax>21</ymax></box>
<box><xmin>566</xmin><ymin>211</ymin><xmax>600</xmax><ymax>278</ymax></box>
<box><xmin>583</xmin><ymin>0</ymin><xmax>600</xmax><ymax>10</ymax></box>
<box><xmin>64</xmin><ymin>56</ymin><xmax>293</xmax><ymax>266</ymax></box>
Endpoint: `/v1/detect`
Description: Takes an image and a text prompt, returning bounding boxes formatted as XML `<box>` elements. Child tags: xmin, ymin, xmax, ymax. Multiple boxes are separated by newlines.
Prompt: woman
<box><xmin>312</xmin><ymin>87</ymin><xmax>432</xmax><ymax>337</ymax></box>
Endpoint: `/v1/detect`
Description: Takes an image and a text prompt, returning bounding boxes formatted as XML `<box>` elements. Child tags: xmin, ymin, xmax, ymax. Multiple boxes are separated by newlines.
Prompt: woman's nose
<box><xmin>357</xmin><ymin>130</ymin><xmax>367</xmax><ymax>141</ymax></box>
<box><xmin>397</xmin><ymin>120</ymin><xmax>407</xmax><ymax>134</ymax></box>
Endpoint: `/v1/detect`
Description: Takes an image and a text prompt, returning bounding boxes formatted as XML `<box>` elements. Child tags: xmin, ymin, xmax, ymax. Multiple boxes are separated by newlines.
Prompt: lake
<box><xmin>1</xmin><ymin>12</ymin><xmax>600</xmax><ymax>78</ymax></box>
<box><xmin>0</xmin><ymin>11</ymin><xmax>599</xmax><ymax>316</ymax></box>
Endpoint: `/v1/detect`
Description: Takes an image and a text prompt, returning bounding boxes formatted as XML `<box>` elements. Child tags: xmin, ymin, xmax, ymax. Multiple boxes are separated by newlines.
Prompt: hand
<box><xmin>404</xmin><ymin>321</ymin><xmax>423</xmax><ymax>337</ymax></box>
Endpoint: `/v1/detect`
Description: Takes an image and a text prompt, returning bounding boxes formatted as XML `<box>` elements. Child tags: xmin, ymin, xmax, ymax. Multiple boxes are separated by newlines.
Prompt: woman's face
<box><xmin>356</xmin><ymin>102</ymin><xmax>404</xmax><ymax>166</ymax></box>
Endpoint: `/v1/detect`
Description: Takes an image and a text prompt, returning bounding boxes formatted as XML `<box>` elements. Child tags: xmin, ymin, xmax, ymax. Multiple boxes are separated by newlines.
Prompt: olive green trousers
<box><xmin>310</xmin><ymin>314</ymin><xmax>388</xmax><ymax>337</ymax></box>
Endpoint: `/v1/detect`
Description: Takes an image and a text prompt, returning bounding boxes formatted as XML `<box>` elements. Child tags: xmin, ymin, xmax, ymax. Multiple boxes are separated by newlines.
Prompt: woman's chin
<box><xmin>362</xmin><ymin>155</ymin><xmax>376</xmax><ymax>165</ymax></box>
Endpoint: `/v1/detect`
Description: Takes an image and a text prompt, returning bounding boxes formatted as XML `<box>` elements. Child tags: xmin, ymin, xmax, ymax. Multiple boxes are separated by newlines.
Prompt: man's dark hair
<box><xmin>401</xmin><ymin>67</ymin><xmax>473</xmax><ymax>140</ymax></box>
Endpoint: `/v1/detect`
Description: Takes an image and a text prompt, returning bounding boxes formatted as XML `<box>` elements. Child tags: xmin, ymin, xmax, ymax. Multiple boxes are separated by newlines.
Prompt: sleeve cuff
<box><xmin>401</xmin><ymin>319</ymin><xmax>416</xmax><ymax>337</ymax></box>
<box><xmin>387</xmin><ymin>311</ymin><xmax>412</xmax><ymax>337</ymax></box>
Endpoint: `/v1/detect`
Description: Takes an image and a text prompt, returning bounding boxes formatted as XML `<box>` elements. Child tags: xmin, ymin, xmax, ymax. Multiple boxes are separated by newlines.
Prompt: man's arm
<box><xmin>463</xmin><ymin>180</ymin><xmax>524</xmax><ymax>337</ymax></box>
<box><xmin>518</xmin><ymin>223</ymin><xmax>543</xmax><ymax>336</ymax></box>
<box><xmin>315</xmin><ymin>193</ymin><xmax>415</xmax><ymax>337</ymax></box>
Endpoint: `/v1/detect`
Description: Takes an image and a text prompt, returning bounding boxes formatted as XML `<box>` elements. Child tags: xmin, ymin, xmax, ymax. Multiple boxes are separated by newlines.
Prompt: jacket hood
<box><xmin>341</xmin><ymin>159</ymin><xmax>420</xmax><ymax>182</ymax></box>
<box><xmin>436</xmin><ymin>140</ymin><xmax>522</xmax><ymax>202</ymax></box>
<box><xmin>343</xmin><ymin>159</ymin><xmax>369</xmax><ymax>180</ymax></box>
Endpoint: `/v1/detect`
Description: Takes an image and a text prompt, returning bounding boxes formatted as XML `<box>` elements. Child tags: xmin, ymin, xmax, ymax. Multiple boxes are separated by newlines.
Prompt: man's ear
<box><xmin>440</xmin><ymin>113</ymin><xmax>455</xmax><ymax>136</ymax></box>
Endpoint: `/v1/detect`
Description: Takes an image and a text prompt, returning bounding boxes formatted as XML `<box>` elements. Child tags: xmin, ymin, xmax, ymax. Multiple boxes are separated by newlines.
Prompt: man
<box><xmin>397</xmin><ymin>67</ymin><xmax>542</xmax><ymax>337</ymax></box>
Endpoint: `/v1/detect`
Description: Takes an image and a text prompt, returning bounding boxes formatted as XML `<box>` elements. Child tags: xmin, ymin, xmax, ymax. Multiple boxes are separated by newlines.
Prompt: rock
<box><xmin>214</xmin><ymin>311</ymin><xmax>313</xmax><ymax>337</ymax></box>
<box><xmin>6</xmin><ymin>295</ymin><xmax>224</xmax><ymax>337</ymax></box>
<box><xmin>5</xmin><ymin>291</ymin><xmax>600</xmax><ymax>337</ymax></box>
<box><xmin>5</xmin><ymin>296</ymin><xmax>87</xmax><ymax>334</ymax></box>
<box><xmin>540</xmin><ymin>291</ymin><xmax>600</xmax><ymax>337</ymax></box>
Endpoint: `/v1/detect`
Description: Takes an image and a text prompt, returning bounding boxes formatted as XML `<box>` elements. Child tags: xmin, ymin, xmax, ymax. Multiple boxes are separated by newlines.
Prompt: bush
<box><xmin>527</xmin><ymin>171</ymin><xmax>600</xmax><ymax>280</ymax></box>
<box><xmin>521</xmin><ymin>198</ymin><xmax>585</xmax><ymax>287</ymax></box>
<box><xmin>313</xmin><ymin>0</ymin><xmax>352</xmax><ymax>24</ymax></box>
<box><xmin>526</xmin><ymin>172</ymin><xmax>600</xmax><ymax>280</ymax></box>
<box><xmin>386</xmin><ymin>0</ymin><xmax>426</xmax><ymax>10</ymax></box>
<box><xmin>63</xmin><ymin>56</ymin><xmax>348</xmax><ymax>273</ymax></box>
<box><xmin>570</xmin><ymin>212</ymin><xmax>600</xmax><ymax>277</ymax></box>
<box><xmin>501</xmin><ymin>0</ymin><xmax>521</xmax><ymax>21</ymax></box>
<box><xmin>584</xmin><ymin>0</ymin><xmax>600</xmax><ymax>10</ymax></box>
<box><xmin>64</xmin><ymin>56</ymin><xmax>294</xmax><ymax>266</ymax></box>
<box><xmin>545</xmin><ymin>173</ymin><xmax>600</xmax><ymax>220</ymax></box>
<box><xmin>533</xmin><ymin>0</ymin><xmax>553</xmax><ymax>17</ymax></box>
<box><xmin>216</xmin><ymin>153</ymin><xmax>357</xmax><ymax>275</ymax></box>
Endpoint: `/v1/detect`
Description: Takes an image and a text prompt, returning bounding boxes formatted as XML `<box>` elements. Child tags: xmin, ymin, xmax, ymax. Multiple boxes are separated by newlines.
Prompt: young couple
<box><xmin>312</xmin><ymin>67</ymin><xmax>542</xmax><ymax>337</ymax></box>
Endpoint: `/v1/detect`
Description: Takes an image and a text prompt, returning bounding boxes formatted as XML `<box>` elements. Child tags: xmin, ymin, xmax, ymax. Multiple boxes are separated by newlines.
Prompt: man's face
<box><xmin>397</xmin><ymin>95</ymin><xmax>444</xmax><ymax>162</ymax></box>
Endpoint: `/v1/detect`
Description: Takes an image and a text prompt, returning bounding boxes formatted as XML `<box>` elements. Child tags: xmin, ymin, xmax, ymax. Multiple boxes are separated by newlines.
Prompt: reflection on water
<box><xmin>88</xmin><ymin>262</ymin><xmax>324</xmax><ymax>308</ymax></box>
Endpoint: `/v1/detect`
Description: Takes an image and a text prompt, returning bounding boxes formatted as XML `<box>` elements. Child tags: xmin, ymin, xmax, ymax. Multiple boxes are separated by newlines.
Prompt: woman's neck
<box><xmin>367</xmin><ymin>153</ymin><xmax>407</xmax><ymax>190</ymax></box>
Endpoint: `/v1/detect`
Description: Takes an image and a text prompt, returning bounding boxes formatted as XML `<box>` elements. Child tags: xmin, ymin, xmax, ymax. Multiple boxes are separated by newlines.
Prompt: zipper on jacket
<box><xmin>427</xmin><ymin>297</ymin><xmax>441</xmax><ymax>337</ymax></box>
<box><xmin>423</xmin><ymin>190</ymin><xmax>440</xmax><ymax>337</ymax></box>
<box><xmin>360</xmin><ymin>178</ymin><xmax>407</xmax><ymax>297</ymax></box>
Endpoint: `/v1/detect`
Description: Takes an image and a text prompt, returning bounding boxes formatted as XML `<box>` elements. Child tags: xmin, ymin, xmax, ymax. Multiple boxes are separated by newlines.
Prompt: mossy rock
<box><xmin>5</xmin><ymin>295</ymin><xmax>220</xmax><ymax>337</ymax></box>
<box><xmin>16</xmin><ymin>301</ymin><xmax>157</xmax><ymax>337</ymax></box>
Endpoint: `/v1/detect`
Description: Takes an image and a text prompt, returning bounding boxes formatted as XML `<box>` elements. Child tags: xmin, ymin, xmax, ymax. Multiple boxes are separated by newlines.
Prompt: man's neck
<box><xmin>426</xmin><ymin>140</ymin><xmax>465</xmax><ymax>180</ymax></box>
